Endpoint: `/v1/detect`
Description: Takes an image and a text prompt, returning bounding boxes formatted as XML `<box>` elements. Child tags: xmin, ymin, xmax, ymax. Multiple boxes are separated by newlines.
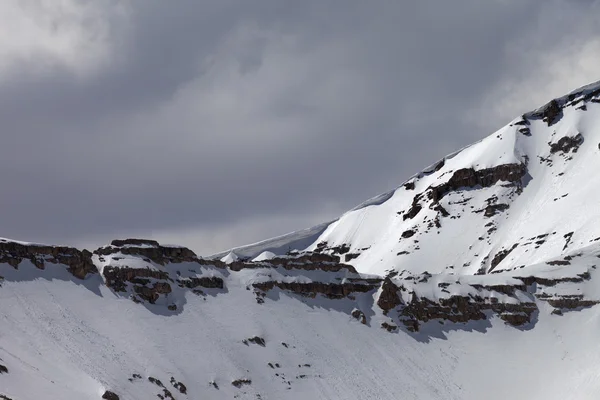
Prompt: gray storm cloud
<box><xmin>0</xmin><ymin>0</ymin><xmax>599</xmax><ymax>254</ymax></box>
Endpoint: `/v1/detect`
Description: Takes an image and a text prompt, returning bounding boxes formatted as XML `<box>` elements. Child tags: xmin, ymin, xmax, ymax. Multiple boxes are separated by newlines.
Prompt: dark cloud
<box><xmin>1</xmin><ymin>0</ymin><xmax>599</xmax><ymax>253</ymax></box>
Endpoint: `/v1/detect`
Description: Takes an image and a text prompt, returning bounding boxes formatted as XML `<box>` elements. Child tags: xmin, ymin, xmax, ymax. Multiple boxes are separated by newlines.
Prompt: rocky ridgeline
<box><xmin>0</xmin><ymin>237</ymin><xmax>598</xmax><ymax>334</ymax></box>
<box><xmin>96</xmin><ymin>239</ymin><xmax>225</xmax><ymax>308</ymax></box>
<box><xmin>0</xmin><ymin>239</ymin><xmax>96</xmax><ymax>279</ymax></box>
<box><xmin>376</xmin><ymin>265</ymin><xmax>599</xmax><ymax>332</ymax></box>
<box><xmin>95</xmin><ymin>239</ymin><xmax>199</xmax><ymax>265</ymax></box>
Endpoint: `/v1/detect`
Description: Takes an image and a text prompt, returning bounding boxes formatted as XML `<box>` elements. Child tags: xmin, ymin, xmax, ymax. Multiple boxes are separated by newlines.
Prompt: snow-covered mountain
<box><xmin>4</xmin><ymin>81</ymin><xmax>600</xmax><ymax>399</ymax></box>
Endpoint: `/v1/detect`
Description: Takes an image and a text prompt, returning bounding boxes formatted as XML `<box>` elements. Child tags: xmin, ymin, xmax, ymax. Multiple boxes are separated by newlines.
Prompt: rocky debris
<box><xmin>430</xmin><ymin>164</ymin><xmax>526</xmax><ymax>204</ymax></box>
<box><xmin>403</xmin><ymin>164</ymin><xmax>526</xmax><ymax>221</ymax></box>
<box><xmin>148</xmin><ymin>377</ymin><xmax>165</xmax><ymax>387</ymax></box>
<box><xmin>401</xmin><ymin>230</ymin><xmax>415</xmax><ymax>239</ymax></box>
<box><xmin>518</xmin><ymin>271</ymin><xmax>591</xmax><ymax>287</ymax></box>
<box><xmin>540</xmin><ymin>100</ymin><xmax>563</xmax><ymax>126</ymax></box>
<box><xmin>252</xmin><ymin>280</ymin><xmax>376</xmax><ymax>300</ymax></box>
<box><xmin>170</xmin><ymin>377</ymin><xmax>187</xmax><ymax>394</ymax></box>
<box><xmin>95</xmin><ymin>239</ymin><xmax>199</xmax><ymax>265</ymax></box>
<box><xmin>381</xmin><ymin>322</ymin><xmax>398</xmax><ymax>332</ymax></box>
<box><xmin>377</xmin><ymin>278</ymin><xmax>403</xmax><ymax>314</ymax></box>
<box><xmin>403</xmin><ymin>203</ymin><xmax>423</xmax><ymax>221</ymax></box>
<box><xmin>102</xmin><ymin>267</ymin><xmax>169</xmax><ymax>292</ymax></box>
<box><xmin>546</xmin><ymin>260</ymin><xmax>571</xmax><ymax>266</ymax></box>
<box><xmin>399</xmin><ymin>294</ymin><xmax>537</xmax><ymax>332</ymax></box>
<box><xmin>489</xmin><ymin>243</ymin><xmax>519</xmax><ymax>272</ymax></box>
<box><xmin>158</xmin><ymin>388</ymin><xmax>175</xmax><ymax>400</ymax></box>
<box><xmin>244</xmin><ymin>336</ymin><xmax>266</xmax><ymax>347</ymax></box>
<box><xmin>178</xmin><ymin>276</ymin><xmax>224</xmax><ymax>289</ymax></box>
<box><xmin>563</xmin><ymin>232</ymin><xmax>574</xmax><ymax>251</ymax></box>
<box><xmin>549</xmin><ymin>133</ymin><xmax>584</xmax><ymax>154</ymax></box>
<box><xmin>351</xmin><ymin>309</ymin><xmax>367</xmax><ymax>324</ymax></box>
<box><xmin>102</xmin><ymin>391</ymin><xmax>120</xmax><ymax>400</ymax></box>
<box><xmin>330</xmin><ymin>244</ymin><xmax>351</xmax><ymax>255</ymax></box>
<box><xmin>232</xmin><ymin>379</ymin><xmax>252</xmax><ymax>388</ymax></box>
<box><xmin>228</xmin><ymin>251</ymin><xmax>358</xmax><ymax>274</ymax></box>
<box><xmin>0</xmin><ymin>241</ymin><xmax>96</xmax><ymax>279</ymax></box>
<box><xmin>469</xmin><ymin>283</ymin><xmax>526</xmax><ymax>296</ymax></box>
<box><xmin>133</xmin><ymin>282</ymin><xmax>172</xmax><ymax>304</ymax></box>
<box><xmin>344</xmin><ymin>253</ymin><xmax>360</xmax><ymax>262</ymax></box>
<box><xmin>539</xmin><ymin>295</ymin><xmax>599</xmax><ymax>310</ymax></box>
<box><xmin>483</xmin><ymin>203</ymin><xmax>510</xmax><ymax>217</ymax></box>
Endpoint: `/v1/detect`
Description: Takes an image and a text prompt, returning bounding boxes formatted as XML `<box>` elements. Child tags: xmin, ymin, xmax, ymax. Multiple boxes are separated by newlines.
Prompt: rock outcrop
<box><xmin>95</xmin><ymin>239</ymin><xmax>200</xmax><ymax>265</ymax></box>
<box><xmin>0</xmin><ymin>240</ymin><xmax>96</xmax><ymax>279</ymax></box>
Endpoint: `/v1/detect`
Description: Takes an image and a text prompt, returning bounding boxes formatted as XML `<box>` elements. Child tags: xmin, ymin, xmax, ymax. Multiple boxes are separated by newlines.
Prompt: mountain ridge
<box><xmin>3</xmin><ymin>80</ymin><xmax>600</xmax><ymax>399</ymax></box>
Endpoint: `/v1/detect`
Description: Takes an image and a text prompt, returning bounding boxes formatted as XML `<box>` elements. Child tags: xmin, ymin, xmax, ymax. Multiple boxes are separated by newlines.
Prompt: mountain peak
<box><xmin>5</xmin><ymin>80</ymin><xmax>600</xmax><ymax>399</ymax></box>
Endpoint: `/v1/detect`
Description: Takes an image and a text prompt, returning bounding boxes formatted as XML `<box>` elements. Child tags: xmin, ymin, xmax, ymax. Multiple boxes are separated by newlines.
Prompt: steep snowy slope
<box><xmin>4</xmin><ymin>81</ymin><xmax>600</xmax><ymax>400</ymax></box>
<box><xmin>3</xmin><ymin>238</ymin><xmax>600</xmax><ymax>400</ymax></box>
<box><xmin>216</xmin><ymin>80</ymin><xmax>600</xmax><ymax>278</ymax></box>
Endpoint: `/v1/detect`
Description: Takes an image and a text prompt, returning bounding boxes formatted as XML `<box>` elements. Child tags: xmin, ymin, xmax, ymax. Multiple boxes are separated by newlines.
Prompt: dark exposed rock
<box><xmin>110</xmin><ymin>239</ymin><xmax>160</xmax><ymax>247</ymax></box>
<box><xmin>469</xmin><ymin>283</ymin><xmax>526</xmax><ymax>296</ymax></box>
<box><xmin>148</xmin><ymin>377</ymin><xmax>164</xmax><ymax>387</ymax></box>
<box><xmin>134</xmin><ymin>282</ymin><xmax>172</xmax><ymax>304</ymax></box>
<box><xmin>344</xmin><ymin>253</ymin><xmax>360</xmax><ymax>262</ymax></box>
<box><xmin>549</xmin><ymin>133</ymin><xmax>584</xmax><ymax>154</ymax></box>
<box><xmin>518</xmin><ymin>271</ymin><xmax>591</xmax><ymax>287</ymax></box>
<box><xmin>377</xmin><ymin>278</ymin><xmax>403</xmax><ymax>314</ymax></box>
<box><xmin>563</xmin><ymin>232</ymin><xmax>574</xmax><ymax>251</ymax></box>
<box><xmin>529</xmin><ymin>99</ymin><xmax>563</xmax><ymax>126</ymax></box>
<box><xmin>546</xmin><ymin>260</ymin><xmax>571</xmax><ymax>266</ymax></box>
<box><xmin>401</xmin><ymin>230</ymin><xmax>415</xmax><ymax>239</ymax></box>
<box><xmin>245</xmin><ymin>336</ymin><xmax>266</xmax><ymax>347</ymax></box>
<box><xmin>178</xmin><ymin>276</ymin><xmax>224</xmax><ymax>289</ymax></box>
<box><xmin>330</xmin><ymin>244</ymin><xmax>351</xmax><ymax>255</ymax></box>
<box><xmin>483</xmin><ymin>203</ymin><xmax>510</xmax><ymax>217</ymax></box>
<box><xmin>351</xmin><ymin>309</ymin><xmax>367</xmax><ymax>324</ymax></box>
<box><xmin>543</xmin><ymin>295</ymin><xmax>600</xmax><ymax>310</ymax></box>
<box><xmin>489</xmin><ymin>243</ymin><xmax>519</xmax><ymax>273</ymax></box>
<box><xmin>403</xmin><ymin>181</ymin><xmax>415</xmax><ymax>190</ymax></box>
<box><xmin>102</xmin><ymin>390</ymin><xmax>119</xmax><ymax>400</ymax></box>
<box><xmin>403</xmin><ymin>203</ymin><xmax>423</xmax><ymax>220</ymax></box>
<box><xmin>228</xmin><ymin>252</ymin><xmax>358</xmax><ymax>274</ymax></box>
<box><xmin>381</xmin><ymin>322</ymin><xmax>397</xmax><ymax>332</ymax></box>
<box><xmin>170</xmin><ymin>377</ymin><xmax>187</xmax><ymax>394</ymax></box>
<box><xmin>102</xmin><ymin>391</ymin><xmax>120</xmax><ymax>400</ymax></box>
<box><xmin>0</xmin><ymin>241</ymin><xmax>96</xmax><ymax>279</ymax></box>
<box><xmin>103</xmin><ymin>267</ymin><xmax>169</xmax><ymax>293</ymax></box>
<box><xmin>400</xmin><ymin>294</ymin><xmax>537</xmax><ymax>331</ymax></box>
<box><xmin>232</xmin><ymin>379</ymin><xmax>252</xmax><ymax>388</ymax></box>
<box><xmin>0</xmin><ymin>364</ymin><xmax>7</xmax><ymax>374</ymax></box>
<box><xmin>252</xmin><ymin>280</ymin><xmax>376</xmax><ymax>299</ymax></box>
<box><xmin>430</xmin><ymin>164</ymin><xmax>527</xmax><ymax>204</ymax></box>
<box><xmin>96</xmin><ymin>240</ymin><xmax>199</xmax><ymax>265</ymax></box>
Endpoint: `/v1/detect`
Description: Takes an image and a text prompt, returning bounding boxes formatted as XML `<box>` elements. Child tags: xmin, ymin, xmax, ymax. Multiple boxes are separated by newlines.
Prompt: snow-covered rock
<box><xmin>5</xmin><ymin>81</ymin><xmax>600</xmax><ymax>399</ymax></box>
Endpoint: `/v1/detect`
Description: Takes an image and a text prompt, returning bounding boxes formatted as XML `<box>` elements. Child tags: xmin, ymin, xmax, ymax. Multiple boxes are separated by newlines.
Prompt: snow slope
<box><xmin>4</xmin><ymin>81</ymin><xmax>600</xmax><ymax>399</ymax></box>
<box><xmin>215</xmin><ymin>79</ymin><xmax>600</xmax><ymax>277</ymax></box>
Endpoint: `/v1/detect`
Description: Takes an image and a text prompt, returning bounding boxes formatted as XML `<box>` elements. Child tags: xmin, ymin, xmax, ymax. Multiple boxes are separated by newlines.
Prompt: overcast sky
<box><xmin>1</xmin><ymin>0</ymin><xmax>599</xmax><ymax>254</ymax></box>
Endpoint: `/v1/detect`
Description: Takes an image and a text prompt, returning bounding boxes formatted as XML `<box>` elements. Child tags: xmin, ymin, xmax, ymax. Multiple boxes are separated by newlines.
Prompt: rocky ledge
<box><xmin>0</xmin><ymin>239</ymin><xmax>96</xmax><ymax>279</ymax></box>
<box><xmin>95</xmin><ymin>239</ymin><xmax>200</xmax><ymax>265</ymax></box>
<box><xmin>0</xmin><ymin>237</ymin><xmax>598</xmax><ymax>336</ymax></box>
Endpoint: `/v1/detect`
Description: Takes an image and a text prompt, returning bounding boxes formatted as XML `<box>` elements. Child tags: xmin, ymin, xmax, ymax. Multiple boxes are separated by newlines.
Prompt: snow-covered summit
<box><xmin>5</xmin><ymin>81</ymin><xmax>600</xmax><ymax>399</ymax></box>
<box><xmin>215</xmin><ymin>80</ymin><xmax>600</xmax><ymax>278</ymax></box>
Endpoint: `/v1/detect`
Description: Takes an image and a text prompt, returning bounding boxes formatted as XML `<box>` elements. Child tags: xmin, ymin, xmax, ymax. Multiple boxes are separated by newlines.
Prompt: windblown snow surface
<box><xmin>4</xmin><ymin>82</ymin><xmax>600</xmax><ymax>399</ymax></box>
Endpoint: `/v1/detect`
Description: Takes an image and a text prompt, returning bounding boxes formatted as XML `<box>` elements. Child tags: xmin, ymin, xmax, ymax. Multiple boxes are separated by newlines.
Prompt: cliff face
<box><xmin>1</xmin><ymin>236</ymin><xmax>597</xmax><ymax>337</ymax></box>
<box><xmin>0</xmin><ymin>239</ymin><xmax>96</xmax><ymax>279</ymax></box>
